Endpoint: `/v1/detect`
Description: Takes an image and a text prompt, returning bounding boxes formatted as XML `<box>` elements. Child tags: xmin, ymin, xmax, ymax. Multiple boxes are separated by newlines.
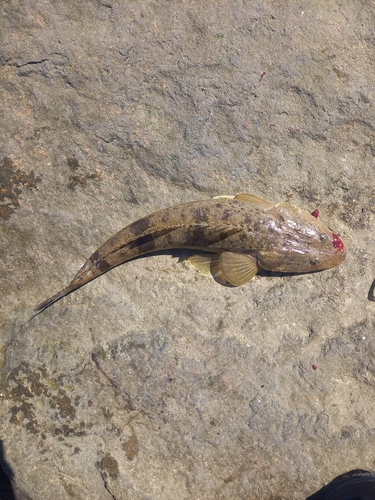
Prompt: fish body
<box><xmin>33</xmin><ymin>194</ymin><xmax>345</xmax><ymax>316</ymax></box>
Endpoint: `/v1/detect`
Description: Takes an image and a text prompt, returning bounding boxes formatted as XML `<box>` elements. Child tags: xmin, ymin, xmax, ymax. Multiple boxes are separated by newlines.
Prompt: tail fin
<box><xmin>31</xmin><ymin>286</ymin><xmax>75</xmax><ymax>319</ymax></box>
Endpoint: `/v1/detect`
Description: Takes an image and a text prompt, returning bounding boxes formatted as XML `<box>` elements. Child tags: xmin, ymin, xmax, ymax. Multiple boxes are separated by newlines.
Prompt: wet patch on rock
<box><xmin>67</xmin><ymin>155</ymin><xmax>101</xmax><ymax>190</ymax></box>
<box><xmin>0</xmin><ymin>157</ymin><xmax>42</xmax><ymax>220</ymax></box>
<box><xmin>122</xmin><ymin>425</ymin><xmax>139</xmax><ymax>461</ymax></box>
<box><xmin>3</xmin><ymin>362</ymin><xmax>85</xmax><ymax>439</ymax></box>
<box><xmin>99</xmin><ymin>453</ymin><xmax>120</xmax><ymax>479</ymax></box>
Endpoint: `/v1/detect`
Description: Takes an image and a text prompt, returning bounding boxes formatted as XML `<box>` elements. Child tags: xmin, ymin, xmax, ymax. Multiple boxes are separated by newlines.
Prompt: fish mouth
<box><xmin>331</xmin><ymin>232</ymin><xmax>345</xmax><ymax>252</ymax></box>
<box><xmin>331</xmin><ymin>232</ymin><xmax>346</xmax><ymax>266</ymax></box>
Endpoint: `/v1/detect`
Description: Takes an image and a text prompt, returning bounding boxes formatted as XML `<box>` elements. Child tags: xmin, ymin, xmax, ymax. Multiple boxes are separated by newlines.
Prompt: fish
<box><xmin>32</xmin><ymin>193</ymin><xmax>346</xmax><ymax>317</ymax></box>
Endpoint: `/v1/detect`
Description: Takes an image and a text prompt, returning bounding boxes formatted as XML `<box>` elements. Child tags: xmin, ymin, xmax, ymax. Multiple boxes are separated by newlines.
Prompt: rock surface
<box><xmin>1</xmin><ymin>1</ymin><xmax>375</xmax><ymax>499</ymax></box>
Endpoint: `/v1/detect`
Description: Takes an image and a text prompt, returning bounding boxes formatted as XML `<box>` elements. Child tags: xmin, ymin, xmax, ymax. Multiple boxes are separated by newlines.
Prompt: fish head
<box><xmin>256</xmin><ymin>203</ymin><xmax>346</xmax><ymax>273</ymax></box>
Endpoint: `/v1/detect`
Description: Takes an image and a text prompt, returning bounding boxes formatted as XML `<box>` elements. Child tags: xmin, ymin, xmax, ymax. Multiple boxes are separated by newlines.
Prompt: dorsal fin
<box><xmin>213</xmin><ymin>195</ymin><xmax>235</xmax><ymax>201</ymax></box>
<box><xmin>234</xmin><ymin>193</ymin><xmax>272</xmax><ymax>207</ymax></box>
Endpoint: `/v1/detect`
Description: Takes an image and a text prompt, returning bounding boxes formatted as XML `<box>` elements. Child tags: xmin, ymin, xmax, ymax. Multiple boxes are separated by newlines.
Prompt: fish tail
<box><xmin>31</xmin><ymin>285</ymin><xmax>75</xmax><ymax>319</ymax></box>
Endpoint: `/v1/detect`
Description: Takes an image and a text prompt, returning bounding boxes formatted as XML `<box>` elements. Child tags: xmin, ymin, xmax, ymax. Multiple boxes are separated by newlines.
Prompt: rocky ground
<box><xmin>1</xmin><ymin>1</ymin><xmax>375</xmax><ymax>499</ymax></box>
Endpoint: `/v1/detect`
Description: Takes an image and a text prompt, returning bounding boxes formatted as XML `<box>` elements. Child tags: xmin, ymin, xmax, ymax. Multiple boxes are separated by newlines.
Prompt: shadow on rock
<box><xmin>0</xmin><ymin>440</ymin><xmax>15</xmax><ymax>500</ymax></box>
<box><xmin>306</xmin><ymin>469</ymin><xmax>375</xmax><ymax>500</ymax></box>
<box><xmin>0</xmin><ymin>441</ymin><xmax>32</xmax><ymax>500</ymax></box>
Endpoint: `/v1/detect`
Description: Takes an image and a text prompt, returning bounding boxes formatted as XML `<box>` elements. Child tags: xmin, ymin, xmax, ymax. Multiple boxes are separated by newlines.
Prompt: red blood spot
<box><xmin>259</xmin><ymin>71</ymin><xmax>266</xmax><ymax>82</ymax></box>
<box><xmin>332</xmin><ymin>233</ymin><xmax>345</xmax><ymax>251</ymax></box>
<box><xmin>311</xmin><ymin>209</ymin><xmax>319</xmax><ymax>218</ymax></box>
<box><xmin>312</xmin><ymin>365</ymin><xmax>317</xmax><ymax>370</ymax></box>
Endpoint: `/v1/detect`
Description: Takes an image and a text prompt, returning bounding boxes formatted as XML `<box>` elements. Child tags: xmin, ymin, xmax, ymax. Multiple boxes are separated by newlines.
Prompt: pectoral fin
<box><xmin>187</xmin><ymin>253</ymin><xmax>221</xmax><ymax>278</ymax></box>
<box><xmin>219</xmin><ymin>252</ymin><xmax>259</xmax><ymax>286</ymax></box>
<box><xmin>234</xmin><ymin>193</ymin><xmax>272</xmax><ymax>207</ymax></box>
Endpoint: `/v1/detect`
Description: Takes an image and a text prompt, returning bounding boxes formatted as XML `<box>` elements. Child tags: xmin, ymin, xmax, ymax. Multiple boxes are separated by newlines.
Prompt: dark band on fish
<box><xmin>128</xmin><ymin>227</ymin><xmax>177</xmax><ymax>251</ymax></box>
<box><xmin>89</xmin><ymin>251</ymin><xmax>112</xmax><ymax>272</ymax></box>
<box><xmin>192</xmin><ymin>207</ymin><xmax>210</xmax><ymax>224</ymax></box>
<box><xmin>128</xmin><ymin>217</ymin><xmax>151</xmax><ymax>235</ymax></box>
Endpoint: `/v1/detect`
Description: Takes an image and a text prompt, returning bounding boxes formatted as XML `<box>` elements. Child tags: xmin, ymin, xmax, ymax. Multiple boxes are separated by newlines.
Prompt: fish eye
<box><xmin>319</xmin><ymin>234</ymin><xmax>328</xmax><ymax>242</ymax></box>
<box><xmin>310</xmin><ymin>257</ymin><xmax>319</xmax><ymax>266</ymax></box>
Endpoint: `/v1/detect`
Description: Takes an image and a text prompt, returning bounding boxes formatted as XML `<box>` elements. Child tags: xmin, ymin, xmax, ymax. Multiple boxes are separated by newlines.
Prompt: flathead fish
<box><xmin>32</xmin><ymin>193</ymin><xmax>346</xmax><ymax>317</ymax></box>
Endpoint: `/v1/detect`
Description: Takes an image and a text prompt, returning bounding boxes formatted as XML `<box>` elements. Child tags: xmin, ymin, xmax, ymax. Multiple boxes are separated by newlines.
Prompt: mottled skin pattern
<box><xmin>32</xmin><ymin>194</ymin><xmax>346</xmax><ymax>317</ymax></box>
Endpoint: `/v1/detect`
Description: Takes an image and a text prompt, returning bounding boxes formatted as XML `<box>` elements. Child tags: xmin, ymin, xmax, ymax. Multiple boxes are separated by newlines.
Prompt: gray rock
<box><xmin>1</xmin><ymin>1</ymin><xmax>375</xmax><ymax>499</ymax></box>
